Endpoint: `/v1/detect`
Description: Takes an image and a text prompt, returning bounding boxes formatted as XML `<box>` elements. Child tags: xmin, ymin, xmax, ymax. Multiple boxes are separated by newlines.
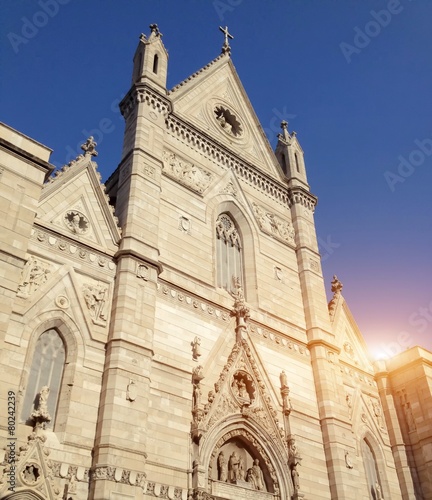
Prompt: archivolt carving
<box><xmin>162</xmin><ymin>151</ymin><xmax>213</xmax><ymax>193</ymax></box>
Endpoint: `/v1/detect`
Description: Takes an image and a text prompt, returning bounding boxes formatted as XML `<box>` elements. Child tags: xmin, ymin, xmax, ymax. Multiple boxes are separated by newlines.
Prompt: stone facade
<box><xmin>0</xmin><ymin>25</ymin><xmax>430</xmax><ymax>499</ymax></box>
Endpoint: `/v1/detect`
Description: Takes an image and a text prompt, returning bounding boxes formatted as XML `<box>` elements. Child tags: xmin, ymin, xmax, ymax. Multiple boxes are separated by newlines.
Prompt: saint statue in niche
<box><xmin>228</xmin><ymin>451</ymin><xmax>241</xmax><ymax>482</ymax></box>
<box><xmin>246</xmin><ymin>459</ymin><xmax>265</xmax><ymax>490</ymax></box>
<box><xmin>217</xmin><ymin>451</ymin><xmax>228</xmax><ymax>482</ymax></box>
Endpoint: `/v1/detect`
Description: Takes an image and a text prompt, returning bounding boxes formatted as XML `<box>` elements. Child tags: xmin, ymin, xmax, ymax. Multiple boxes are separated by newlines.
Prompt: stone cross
<box><xmin>219</xmin><ymin>26</ymin><xmax>234</xmax><ymax>53</ymax></box>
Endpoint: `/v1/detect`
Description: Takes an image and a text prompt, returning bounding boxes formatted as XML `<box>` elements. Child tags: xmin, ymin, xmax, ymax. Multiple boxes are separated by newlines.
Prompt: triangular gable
<box><xmin>330</xmin><ymin>294</ymin><xmax>374</xmax><ymax>372</ymax></box>
<box><xmin>15</xmin><ymin>260</ymin><xmax>111</xmax><ymax>344</ymax></box>
<box><xmin>38</xmin><ymin>156</ymin><xmax>121</xmax><ymax>252</ymax></box>
<box><xmin>169</xmin><ymin>55</ymin><xmax>285</xmax><ymax>181</ymax></box>
<box><xmin>0</xmin><ymin>438</ymin><xmax>57</xmax><ymax>499</ymax></box>
<box><xmin>193</xmin><ymin>338</ymin><xmax>286</xmax><ymax>458</ymax></box>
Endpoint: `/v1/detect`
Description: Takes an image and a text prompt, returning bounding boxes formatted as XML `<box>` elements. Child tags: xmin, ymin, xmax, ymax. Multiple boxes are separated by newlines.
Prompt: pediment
<box><xmin>38</xmin><ymin>156</ymin><xmax>121</xmax><ymax>252</ymax></box>
<box><xmin>169</xmin><ymin>56</ymin><xmax>285</xmax><ymax>181</ymax></box>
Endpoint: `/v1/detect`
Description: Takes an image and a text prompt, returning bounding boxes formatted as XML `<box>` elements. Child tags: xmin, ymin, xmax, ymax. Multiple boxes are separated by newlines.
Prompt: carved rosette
<box><xmin>63</xmin><ymin>210</ymin><xmax>90</xmax><ymax>234</ymax></box>
<box><xmin>162</xmin><ymin>151</ymin><xmax>213</xmax><ymax>194</ymax></box>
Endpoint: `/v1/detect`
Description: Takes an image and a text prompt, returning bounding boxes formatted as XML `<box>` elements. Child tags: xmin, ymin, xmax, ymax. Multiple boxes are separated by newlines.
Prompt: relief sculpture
<box><xmin>252</xmin><ymin>202</ymin><xmax>294</xmax><ymax>244</ymax></box>
<box><xmin>162</xmin><ymin>151</ymin><xmax>212</xmax><ymax>193</ymax></box>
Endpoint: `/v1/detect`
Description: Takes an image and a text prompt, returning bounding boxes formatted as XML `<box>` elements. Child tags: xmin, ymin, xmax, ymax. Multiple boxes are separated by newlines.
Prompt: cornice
<box><xmin>120</xmin><ymin>84</ymin><xmax>171</xmax><ymax>119</ymax></box>
<box><xmin>0</xmin><ymin>137</ymin><xmax>54</xmax><ymax>181</ymax></box>
<box><xmin>165</xmin><ymin>114</ymin><xmax>291</xmax><ymax>207</ymax></box>
<box><xmin>168</xmin><ymin>53</ymin><xmax>227</xmax><ymax>95</ymax></box>
<box><xmin>156</xmin><ymin>280</ymin><xmax>310</xmax><ymax>358</ymax></box>
<box><xmin>30</xmin><ymin>224</ymin><xmax>116</xmax><ymax>274</ymax></box>
<box><xmin>288</xmin><ymin>186</ymin><xmax>317</xmax><ymax>212</ymax></box>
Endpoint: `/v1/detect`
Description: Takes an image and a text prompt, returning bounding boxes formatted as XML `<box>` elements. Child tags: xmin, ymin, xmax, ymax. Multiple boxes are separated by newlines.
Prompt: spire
<box><xmin>219</xmin><ymin>25</ymin><xmax>234</xmax><ymax>55</ymax></box>
<box><xmin>131</xmin><ymin>24</ymin><xmax>168</xmax><ymax>90</ymax></box>
<box><xmin>275</xmin><ymin>119</ymin><xmax>309</xmax><ymax>188</ymax></box>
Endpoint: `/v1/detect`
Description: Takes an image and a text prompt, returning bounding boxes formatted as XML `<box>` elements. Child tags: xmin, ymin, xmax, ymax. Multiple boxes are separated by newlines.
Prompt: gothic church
<box><xmin>0</xmin><ymin>24</ymin><xmax>431</xmax><ymax>500</ymax></box>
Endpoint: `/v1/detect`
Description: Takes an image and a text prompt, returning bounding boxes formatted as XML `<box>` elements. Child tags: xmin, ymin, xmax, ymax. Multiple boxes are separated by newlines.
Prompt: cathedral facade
<box><xmin>0</xmin><ymin>25</ymin><xmax>430</xmax><ymax>500</ymax></box>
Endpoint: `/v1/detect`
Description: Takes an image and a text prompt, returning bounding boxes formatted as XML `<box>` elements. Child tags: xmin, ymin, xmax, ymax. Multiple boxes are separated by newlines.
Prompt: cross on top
<box><xmin>219</xmin><ymin>26</ymin><xmax>234</xmax><ymax>54</ymax></box>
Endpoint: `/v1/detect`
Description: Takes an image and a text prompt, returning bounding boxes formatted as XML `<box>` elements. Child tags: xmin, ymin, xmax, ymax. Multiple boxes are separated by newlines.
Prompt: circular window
<box><xmin>214</xmin><ymin>106</ymin><xmax>243</xmax><ymax>137</ymax></box>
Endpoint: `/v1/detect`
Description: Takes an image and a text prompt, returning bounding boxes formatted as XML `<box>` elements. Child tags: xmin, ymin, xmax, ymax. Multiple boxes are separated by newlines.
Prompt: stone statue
<box><xmin>246</xmin><ymin>459</ymin><xmax>265</xmax><ymax>490</ymax></box>
<box><xmin>191</xmin><ymin>336</ymin><xmax>201</xmax><ymax>360</ymax></box>
<box><xmin>375</xmin><ymin>481</ymin><xmax>383</xmax><ymax>499</ymax></box>
<box><xmin>373</xmin><ymin>401</ymin><xmax>384</xmax><ymax>429</ymax></box>
<box><xmin>217</xmin><ymin>452</ymin><xmax>228</xmax><ymax>482</ymax></box>
<box><xmin>238</xmin><ymin>456</ymin><xmax>245</xmax><ymax>481</ymax></box>
<box><xmin>31</xmin><ymin>386</ymin><xmax>51</xmax><ymax>422</ymax></box>
<box><xmin>228</xmin><ymin>451</ymin><xmax>240</xmax><ymax>482</ymax></box>
<box><xmin>346</xmin><ymin>393</ymin><xmax>353</xmax><ymax>420</ymax></box>
<box><xmin>291</xmin><ymin>465</ymin><xmax>300</xmax><ymax>492</ymax></box>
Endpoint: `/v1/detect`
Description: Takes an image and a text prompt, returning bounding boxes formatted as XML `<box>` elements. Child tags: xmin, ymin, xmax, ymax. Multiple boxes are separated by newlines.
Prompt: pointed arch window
<box><xmin>21</xmin><ymin>329</ymin><xmax>66</xmax><ymax>428</ymax></box>
<box><xmin>361</xmin><ymin>439</ymin><xmax>382</xmax><ymax>499</ymax></box>
<box><xmin>216</xmin><ymin>213</ymin><xmax>243</xmax><ymax>292</ymax></box>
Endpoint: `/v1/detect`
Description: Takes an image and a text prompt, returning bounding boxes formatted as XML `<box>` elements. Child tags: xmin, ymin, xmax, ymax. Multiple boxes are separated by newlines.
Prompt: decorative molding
<box><xmin>137</xmin><ymin>264</ymin><xmax>149</xmax><ymax>281</ymax></box>
<box><xmin>156</xmin><ymin>281</ymin><xmax>309</xmax><ymax>358</ymax></box>
<box><xmin>162</xmin><ymin>150</ymin><xmax>213</xmax><ymax>194</ymax></box>
<box><xmin>30</xmin><ymin>226</ymin><xmax>116</xmax><ymax>272</ymax></box>
<box><xmin>274</xmin><ymin>266</ymin><xmax>283</xmax><ymax>282</ymax></box>
<box><xmin>179</xmin><ymin>216</ymin><xmax>192</xmax><ymax>234</ymax></box>
<box><xmin>288</xmin><ymin>187</ymin><xmax>317</xmax><ymax>212</ymax></box>
<box><xmin>55</xmin><ymin>295</ymin><xmax>70</xmax><ymax>309</ymax></box>
<box><xmin>169</xmin><ymin>54</ymin><xmax>225</xmax><ymax>95</ymax></box>
<box><xmin>120</xmin><ymin>85</ymin><xmax>171</xmax><ymax>119</ymax></box>
<box><xmin>165</xmin><ymin>114</ymin><xmax>291</xmax><ymax>207</ymax></box>
<box><xmin>252</xmin><ymin>202</ymin><xmax>295</xmax><ymax>245</ymax></box>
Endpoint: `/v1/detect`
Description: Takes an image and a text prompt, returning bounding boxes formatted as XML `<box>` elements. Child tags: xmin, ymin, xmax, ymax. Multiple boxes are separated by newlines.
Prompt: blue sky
<box><xmin>2</xmin><ymin>1</ymin><xmax>432</xmax><ymax>357</ymax></box>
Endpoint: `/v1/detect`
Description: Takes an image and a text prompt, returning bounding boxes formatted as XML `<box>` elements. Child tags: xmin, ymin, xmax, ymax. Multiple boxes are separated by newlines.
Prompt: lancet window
<box><xmin>216</xmin><ymin>213</ymin><xmax>243</xmax><ymax>293</ymax></box>
<box><xmin>21</xmin><ymin>329</ymin><xmax>66</xmax><ymax>428</ymax></box>
<box><xmin>361</xmin><ymin>439</ymin><xmax>382</xmax><ymax>499</ymax></box>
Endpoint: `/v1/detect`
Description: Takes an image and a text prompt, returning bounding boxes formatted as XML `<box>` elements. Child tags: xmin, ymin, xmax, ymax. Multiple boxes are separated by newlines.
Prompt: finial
<box><xmin>230</xmin><ymin>277</ymin><xmax>249</xmax><ymax>342</ymax></box>
<box><xmin>331</xmin><ymin>275</ymin><xmax>343</xmax><ymax>294</ymax></box>
<box><xmin>149</xmin><ymin>23</ymin><xmax>162</xmax><ymax>37</ymax></box>
<box><xmin>281</xmin><ymin>120</ymin><xmax>288</xmax><ymax>130</ymax></box>
<box><xmin>81</xmin><ymin>136</ymin><xmax>98</xmax><ymax>157</ymax></box>
<box><xmin>219</xmin><ymin>25</ymin><xmax>234</xmax><ymax>55</ymax></box>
